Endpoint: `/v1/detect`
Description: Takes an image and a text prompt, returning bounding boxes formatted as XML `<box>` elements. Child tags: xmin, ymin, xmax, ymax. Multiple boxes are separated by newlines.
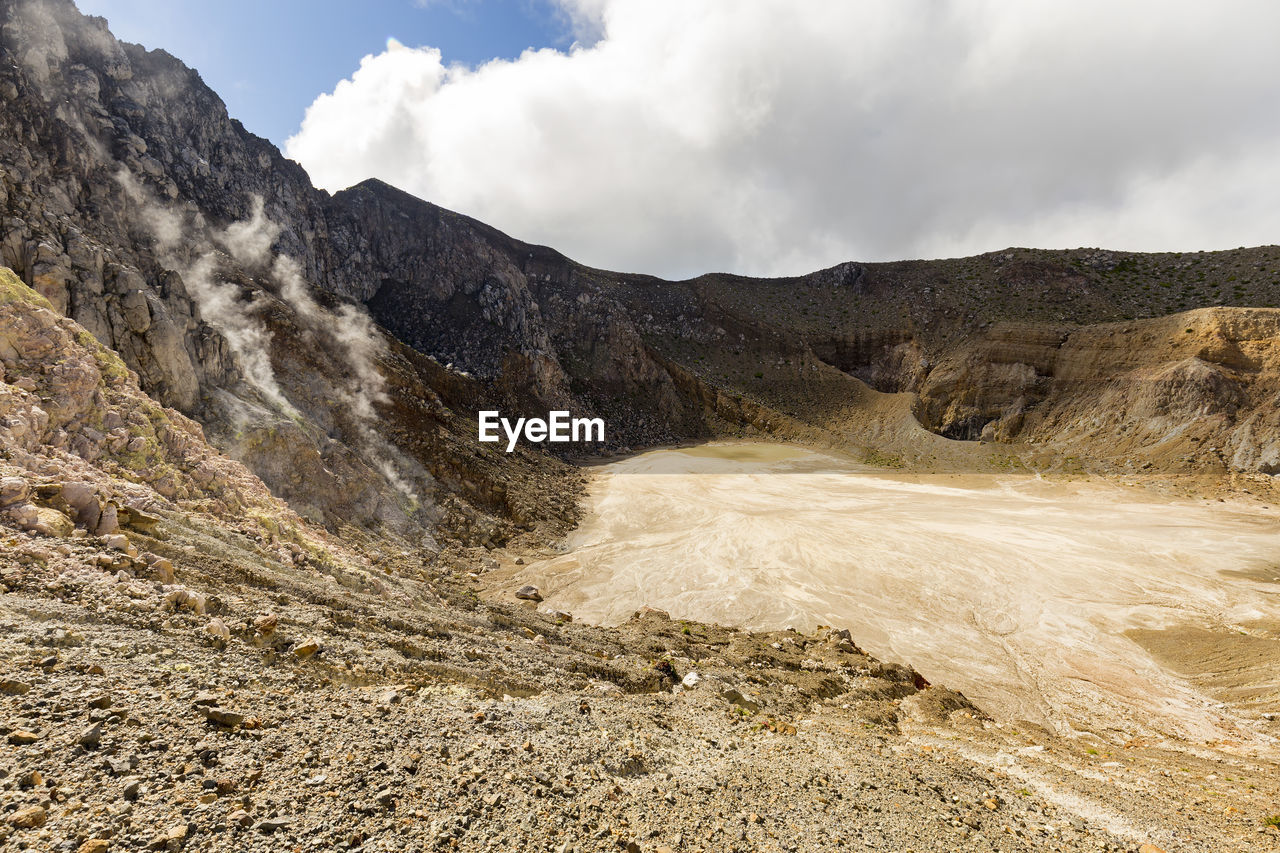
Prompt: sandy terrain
<box><xmin>495</xmin><ymin>443</ymin><xmax>1280</xmax><ymax>750</ymax></box>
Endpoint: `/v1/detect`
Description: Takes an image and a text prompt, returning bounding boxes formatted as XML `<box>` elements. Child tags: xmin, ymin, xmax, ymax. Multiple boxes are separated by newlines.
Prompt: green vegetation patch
<box><xmin>0</xmin><ymin>266</ymin><xmax>54</xmax><ymax>309</ymax></box>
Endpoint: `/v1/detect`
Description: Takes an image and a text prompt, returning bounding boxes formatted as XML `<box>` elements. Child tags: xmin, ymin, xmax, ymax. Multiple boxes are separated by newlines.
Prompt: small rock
<box><xmin>103</xmin><ymin>533</ymin><xmax>130</xmax><ymax>551</ymax></box>
<box><xmin>123</xmin><ymin>777</ymin><xmax>141</xmax><ymax>801</ymax></box>
<box><xmin>165</xmin><ymin>587</ymin><xmax>206</xmax><ymax>615</ymax></box>
<box><xmin>149</xmin><ymin>823</ymin><xmax>186</xmax><ymax>849</ymax></box>
<box><xmin>7</xmin><ymin>503</ymin><xmax>38</xmax><ymax>528</ymax></box>
<box><xmin>515</xmin><ymin>585</ymin><xmax>542</xmax><ymax>602</ymax></box>
<box><xmin>197</xmin><ymin>705</ymin><xmax>244</xmax><ymax>728</ymax></box>
<box><xmin>204</xmin><ymin>617</ymin><xmax>230</xmax><ymax>643</ymax></box>
<box><xmin>721</xmin><ymin>689</ymin><xmax>760</xmax><ymax>712</ymax></box>
<box><xmin>681</xmin><ymin>671</ymin><xmax>702</xmax><ymax>688</ymax></box>
<box><xmin>105</xmin><ymin>757</ymin><xmax>132</xmax><ymax>776</ymax></box>
<box><xmin>291</xmin><ymin>637</ymin><xmax>321</xmax><ymax>659</ymax></box>
<box><xmin>253</xmin><ymin>613</ymin><xmax>277</xmax><ymax>639</ymax></box>
<box><xmin>0</xmin><ymin>678</ymin><xmax>32</xmax><ymax>695</ymax></box>
<box><xmin>150</xmin><ymin>557</ymin><xmax>175</xmax><ymax>583</ymax></box>
<box><xmin>77</xmin><ymin>840</ymin><xmax>110</xmax><ymax>853</ymax></box>
<box><xmin>254</xmin><ymin>817</ymin><xmax>291</xmax><ymax>835</ymax></box>
<box><xmin>87</xmin><ymin>694</ymin><xmax>112</xmax><ymax>709</ymax></box>
<box><xmin>8</xmin><ymin>805</ymin><xmax>47</xmax><ymax>828</ymax></box>
<box><xmin>79</xmin><ymin>722</ymin><xmax>104</xmax><ymax>748</ymax></box>
<box><xmin>1138</xmin><ymin>845</ymin><xmax>1168</xmax><ymax>853</ymax></box>
<box><xmin>8</xmin><ymin>729</ymin><xmax>42</xmax><ymax>745</ymax></box>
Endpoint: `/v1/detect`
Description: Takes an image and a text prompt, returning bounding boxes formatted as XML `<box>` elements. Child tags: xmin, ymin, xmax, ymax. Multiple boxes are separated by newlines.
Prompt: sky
<box><xmin>75</xmin><ymin>0</ymin><xmax>571</xmax><ymax>146</ymax></box>
<box><xmin>78</xmin><ymin>1</ymin><xmax>1280</xmax><ymax>280</ymax></box>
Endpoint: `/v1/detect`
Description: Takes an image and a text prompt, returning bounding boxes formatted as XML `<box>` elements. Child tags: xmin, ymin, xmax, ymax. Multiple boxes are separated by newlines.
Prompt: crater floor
<box><xmin>497</xmin><ymin>443</ymin><xmax>1280</xmax><ymax>750</ymax></box>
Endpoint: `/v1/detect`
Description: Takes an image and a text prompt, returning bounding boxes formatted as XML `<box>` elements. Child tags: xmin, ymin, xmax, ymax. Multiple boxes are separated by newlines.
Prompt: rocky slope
<box><xmin>0</xmin><ymin>0</ymin><xmax>584</xmax><ymax>550</ymax></box>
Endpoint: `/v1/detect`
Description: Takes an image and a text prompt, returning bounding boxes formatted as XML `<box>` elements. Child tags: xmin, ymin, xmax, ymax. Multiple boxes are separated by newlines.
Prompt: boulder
<box><xmin>515</xmin><ymin>585</ymin><xmax>542</xmax><ymax>602</ymax></box>
<box><xmin>118</xmin><ymin>504</ymin><xmax>160</xmax><ymax>534</ymax></box>
<box><xmin>7</xmin><ymin>804</ymin><xmax>46</xmax><ymax>829</ymax></box>
<box><xmin>95</xmin><ymin>502</ymin><xmax>119</xmax><ymax>535</ymax></box>
<box><xmin>60</xmin><ymin>480</ymin><xmax>101</xmax><ymax>530</ymax></box>
<box><xmin>0</xmin><ymin>475</ymin><xmax>28</xmax><ymax>506</ymax></box>
<box><xmin>24</xmin><ymin>506</ymin><xmax>75</xmax><ymax>537</ymax></box>
<box><xmin>165</xmin><ymin>587</ymin><xmax>206</xmax><ymax>615</ymax></box>
<box><xmin>7</xmin><ymin>502</ymin><xmax>39</xmax><ymax>528</ymax></box>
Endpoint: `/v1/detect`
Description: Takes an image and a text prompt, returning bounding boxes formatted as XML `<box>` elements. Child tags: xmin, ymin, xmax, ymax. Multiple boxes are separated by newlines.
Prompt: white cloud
<box><xmin>286</xmin><ymin>0</ymin><xmax>1280</xmax><ymax>278</ymax></box>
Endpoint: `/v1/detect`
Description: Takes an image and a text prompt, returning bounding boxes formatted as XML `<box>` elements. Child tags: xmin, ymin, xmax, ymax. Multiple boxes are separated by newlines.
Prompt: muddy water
<box><xmin>509</xmin><ymin>443</ymin><xmax>1280</xmax><ymax>745</ymax></box>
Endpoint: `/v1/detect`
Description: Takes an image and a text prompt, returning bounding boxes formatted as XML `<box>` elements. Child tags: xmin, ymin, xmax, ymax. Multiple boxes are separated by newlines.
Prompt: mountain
<box><xmin>1</xmin><ymin>2</ymin><xmax>1278</xmax><ymax>851</ymax></box>
<box><xmin>6</xmin><ymin>0</ymin><xmax>1280</xmax><ymax>530</ymax></box>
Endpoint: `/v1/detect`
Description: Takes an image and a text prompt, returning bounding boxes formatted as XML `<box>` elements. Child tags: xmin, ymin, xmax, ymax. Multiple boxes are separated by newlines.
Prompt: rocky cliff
<box><xmin>0</xmin><ymin>0</ymin><xmax>588</xmax><ymax>549</ymax></box>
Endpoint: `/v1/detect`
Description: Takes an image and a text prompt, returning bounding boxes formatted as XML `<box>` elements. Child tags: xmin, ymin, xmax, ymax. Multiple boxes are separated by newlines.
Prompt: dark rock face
<box><xmin>0</xmin><ymin>0</ymin><xmax>595</xmax><ymax>541</ymax></box>
<box><xmin>0</xmin><ymin>0</ymin><xmax>713</xmax><ymax>451</ymax></box>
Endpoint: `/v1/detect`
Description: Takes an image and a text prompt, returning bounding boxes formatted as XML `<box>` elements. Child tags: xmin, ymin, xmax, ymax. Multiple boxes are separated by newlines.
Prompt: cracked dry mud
<box><xmin>493</xmin><ymin>444</ymin><xmax>1280</xmax><ymax>747</ymax></box>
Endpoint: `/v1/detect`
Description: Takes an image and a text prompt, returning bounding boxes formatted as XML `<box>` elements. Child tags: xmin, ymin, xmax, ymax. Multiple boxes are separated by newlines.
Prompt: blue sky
<box><xmin>76</xmin><ymin>0</ymin><xmax>570</xmax><ymax>145</ymax></box>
